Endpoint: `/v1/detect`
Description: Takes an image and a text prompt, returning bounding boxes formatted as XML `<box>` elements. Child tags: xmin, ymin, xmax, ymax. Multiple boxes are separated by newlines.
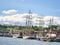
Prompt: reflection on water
<box><xmin>0</xmin><ymin>37</ymin><xmax>60</xmax><ymax>45</ymax></box>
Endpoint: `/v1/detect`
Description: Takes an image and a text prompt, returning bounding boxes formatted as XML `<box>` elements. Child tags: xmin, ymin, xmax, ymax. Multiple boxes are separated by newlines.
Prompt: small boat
<box><xmin>23</xmin><ymin>36</ymin><xmax>36</xmax><ymax>39</ymax></box>
<box><xmin>23</xmin><ymin>36</ymin><xmax>30</xmax><ymax>39</ymax></box>
<box><xmin>13</xmin><ymin>34</ymin><xmax>19</xmax><ymax>38</ymax></box>
<box><xmin>45</xmin><ymin>33</ymin><xmax>57</xmax><ymax>42</ymax></box>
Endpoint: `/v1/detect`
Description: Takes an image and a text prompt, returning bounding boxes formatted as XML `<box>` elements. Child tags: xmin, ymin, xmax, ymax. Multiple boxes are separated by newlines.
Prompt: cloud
<box><xmin>3</xmin><ymin>22</ymin><xmax>10</xmax><ymax>25</ymax></box>
<box><xmin>43</xmin><ymin>16</ymin><xmax>60</xmax><ymax>25</ymax></box>
<box><xmin>0</xmin><ymin>10</ymin><xmax>60</xmax><ymax>26</ymax></box>
<box><xmin>0</xmin><ymin>13</ymin><xmax>37</xmax><ymax>22</ymax></box>
<box><xmin>2</xmin><ymin>9</ymin><xmax>17</xmax><ymax>14</ymax></box>
<box><xmin>0</xmin><ymin>13</ymin><xmax>39</xmax><ymax>25</ymax></box>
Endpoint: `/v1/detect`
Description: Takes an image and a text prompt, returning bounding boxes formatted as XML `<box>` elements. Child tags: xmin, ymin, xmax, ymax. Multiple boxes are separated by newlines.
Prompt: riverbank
<box><xmin>0</xmin><ymin>31</ymin><xmax>60</xmax><ymax>42</ymax></box>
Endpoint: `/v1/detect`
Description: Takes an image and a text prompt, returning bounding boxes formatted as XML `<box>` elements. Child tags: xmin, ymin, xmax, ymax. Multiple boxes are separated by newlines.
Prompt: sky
<box><xmin>0</xmin><ymin>0</ymin><xmax>60</xmax><ymax>16</ymax></box>
<box><xmin>0</xmin><ymin>0</ymin><xmax>60</xmax><ymax>26</ymax></box>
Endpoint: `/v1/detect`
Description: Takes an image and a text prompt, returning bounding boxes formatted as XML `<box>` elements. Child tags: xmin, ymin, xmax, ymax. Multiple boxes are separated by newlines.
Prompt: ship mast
<box><xmin>26</xmin><ymin>10</ymin><xmax>32</xmax><ymax>30</ymax></box>
<box><xmin>49</xmin><ymin>17</ymin><xmax>54</xmax><ymax>32</ymax></box>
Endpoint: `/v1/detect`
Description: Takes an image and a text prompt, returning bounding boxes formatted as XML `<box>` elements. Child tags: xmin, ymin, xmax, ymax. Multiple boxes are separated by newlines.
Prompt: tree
<box><xmin>32</xmin><ymin>26</ymin><xmax>39</xmax><ymax>31</ymax></box>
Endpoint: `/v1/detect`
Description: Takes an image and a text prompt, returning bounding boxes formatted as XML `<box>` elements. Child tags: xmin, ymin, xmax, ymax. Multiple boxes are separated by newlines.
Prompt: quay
<box><xmin>0</xmin><ymin>30</ymin><xmax>60</xmax><ymax>42</ymax></box>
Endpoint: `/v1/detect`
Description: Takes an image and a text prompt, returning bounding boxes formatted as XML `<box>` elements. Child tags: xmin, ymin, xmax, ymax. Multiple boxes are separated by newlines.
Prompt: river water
<box><xmin>0</xmin><ymin>37</ymin><xmax>60</xmax><ymax>45</ymax></box>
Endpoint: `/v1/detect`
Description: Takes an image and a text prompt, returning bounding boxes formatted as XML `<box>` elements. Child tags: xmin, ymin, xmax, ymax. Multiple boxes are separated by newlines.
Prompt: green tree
<box><xmin>32</xmin><ymin>26</ymin><xmax>39</xmax><ymax>31</ymax></box>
